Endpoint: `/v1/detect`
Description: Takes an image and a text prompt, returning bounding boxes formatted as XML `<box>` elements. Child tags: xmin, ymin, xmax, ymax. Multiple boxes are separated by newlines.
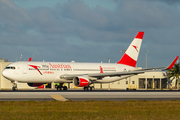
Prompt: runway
<box><xmin>0</xmin><ymin>90</ymin><xmax>180</xmax><ymax>101</ymax></box>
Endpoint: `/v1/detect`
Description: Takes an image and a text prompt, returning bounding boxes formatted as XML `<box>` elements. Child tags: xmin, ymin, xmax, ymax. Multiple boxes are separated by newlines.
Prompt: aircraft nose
<box><xmin>2</xmin><ymin>69</ymin><xmax>10</xmax><ymax>79</ymax></box>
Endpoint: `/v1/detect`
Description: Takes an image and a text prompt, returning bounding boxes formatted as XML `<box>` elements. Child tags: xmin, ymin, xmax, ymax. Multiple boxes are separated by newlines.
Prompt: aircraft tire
<box><xmin>63</xmin><ymin>86</ymin><xmax>67</xmax><ymax>90</ymax></box>
<box><xmin>84</xmin><ymin>87</ymin><xmax>88</xmax><ymax>90</ymax></box>
<box><xmin>57</xmin><ymin>86</ymin><xmax>62</xmax><ymax>91</ymax></box>
<box><xmin>12</xmin><ymin>87</ymin><xmax>15</xmax><ymax>91</ymax></box>
<box><xmin>12</xmin><ymin>87</ymin><xmax>17</xmax><ymax>91</ymax></box>
<box><xmin>90</xmin><ymin>87</ymin><xmax>92</xmax><ymax>91</ymax></box>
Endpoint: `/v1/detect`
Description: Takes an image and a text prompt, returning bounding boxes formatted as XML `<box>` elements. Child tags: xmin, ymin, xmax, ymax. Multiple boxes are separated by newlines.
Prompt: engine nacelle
<box><xmin>73</xmin><ymin>76</ymin><xmax>90</xmax><ymax>87</ymax></box>
<box><xmin>27</xmin><ymin>83</ymin><xmax>44</xmax><ymax>87</ymax></box>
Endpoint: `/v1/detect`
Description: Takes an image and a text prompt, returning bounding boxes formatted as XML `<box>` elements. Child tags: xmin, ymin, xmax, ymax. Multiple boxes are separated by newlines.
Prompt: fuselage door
<box><xmin>23</xmin><ymin>65</ymin><xmax>27</xmax><ymax>74</ymax></box>
<box><xmin>14</xmin><ymin>66</ymin><xmax>19</xmax><ymax>75</ymax></box>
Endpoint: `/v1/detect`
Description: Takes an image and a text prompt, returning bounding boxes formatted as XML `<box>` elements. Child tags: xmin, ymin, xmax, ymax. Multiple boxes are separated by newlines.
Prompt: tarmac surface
<box><xmin>0</xmin><ymin>89</ymin><xmax>180</xmax><ymax>101</ymax></box>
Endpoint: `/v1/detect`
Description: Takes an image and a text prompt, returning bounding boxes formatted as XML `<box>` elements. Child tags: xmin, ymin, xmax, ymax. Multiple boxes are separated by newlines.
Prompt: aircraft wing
<box><xmin>60</xmin><ymin>70</ymin><xmax>145</xmax><ymax>80</ymax></box>
<box><xmin>60</xmin><ymin>56</ymin><xmax>179</xmax><ymax>80</ymax></box>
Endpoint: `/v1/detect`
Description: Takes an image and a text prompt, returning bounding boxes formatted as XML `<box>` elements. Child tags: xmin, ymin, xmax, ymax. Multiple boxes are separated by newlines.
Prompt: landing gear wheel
<box><xmin>90</xmin><ymin>87</ymin><xmax>93</xmax><ymax>91</ymax></box>
<box><xmin>57</xmin><ymin>86</ymin><xmax>62</xmax><ymax>91</ymax></box>
<box><xmin>63</xmin><ymin>86</ymin><xmax>67</xmax><ymax>90</ymax></box>
<box><xmin>56</xmin><ymin>83</ymin><xmax>68</xmax><ymax>91</ymax></box>
<box><xmin>12</xmin><ymin>81</ymin><xmax>18</xmax><ymax>91</ymax></box>
<box><xmin>84</xmin><ymin>87</ymin><xmax>89</xmax><ymax>90</ymax></box>
<box><xmin>12</xmin><ymin>86</ymin><xmax>17</xmax><ymax>91</ymax></box>
<box><xmin>84</xmin><ymin>86</ymin><xmax>94</xmax><ymax>91</ymax></box>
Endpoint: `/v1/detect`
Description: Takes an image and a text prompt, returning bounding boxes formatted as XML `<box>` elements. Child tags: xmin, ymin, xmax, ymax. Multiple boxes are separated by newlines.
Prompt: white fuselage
<box><xmin>2</xmin><ymin>32</ymin><xmax>145</xmax><ymax>85</ymax></box>
<box><xmin>2</xmin><ymin>61</ymin><xmax>136</xmax><ymax>83</ymax></box>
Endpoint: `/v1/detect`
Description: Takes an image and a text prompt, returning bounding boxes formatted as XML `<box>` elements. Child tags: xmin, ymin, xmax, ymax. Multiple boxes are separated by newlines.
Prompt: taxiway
<box><xmin>0</xmin><ymin>90</ymin><xmax>180</xmax><ymax>101</ymax></box>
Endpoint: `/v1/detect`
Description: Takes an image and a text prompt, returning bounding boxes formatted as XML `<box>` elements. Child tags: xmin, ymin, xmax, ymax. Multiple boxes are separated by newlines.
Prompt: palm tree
<box><xmin>167</xmin><ymin>63</ymin><xmax>180</xmax><ymax>89</ymax></box>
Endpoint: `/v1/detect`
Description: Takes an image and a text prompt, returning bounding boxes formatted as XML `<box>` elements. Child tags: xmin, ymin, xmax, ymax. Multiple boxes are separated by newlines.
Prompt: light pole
<box><xmin>146</xmin><ymin>50</ymin><xmax>148</xmax><ymax>69</ymax></box>
<box><xmin>20</xmin><ymin>54</ymin><xmax>22</xmax><ymax>61</ymax></box>
<box><xmin>32</xmin><ymin>55</ymin><xmax>34</xmax><ymax>61</ymax></box>
<box><xmin>107</xmin><ymin>58</ymin><xmax>110</xmax><ymax>63</ymax></box>
<box><xmin>120</xmin><ymin>50</ymin><xmax>126</xmax><ymax>55</ymax></box>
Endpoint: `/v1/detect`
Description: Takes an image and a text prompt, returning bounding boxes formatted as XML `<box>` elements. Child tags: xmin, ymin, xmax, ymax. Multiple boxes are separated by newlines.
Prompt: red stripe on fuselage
<box><xmin>29</xmin><ymin>65</ymin><xmax>43</xmax><ymax>75</ymax></box>
<box><xmin>117</xmin><ymin>53</ymin><xmax>136</xmax><ymax>67</ymax></box>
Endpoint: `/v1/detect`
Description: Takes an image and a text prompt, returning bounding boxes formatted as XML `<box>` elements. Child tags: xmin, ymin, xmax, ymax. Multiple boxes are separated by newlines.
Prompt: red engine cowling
<box><xmin>27</xmin><ymin>83</ymin><xmax>44</xmax><ymax>87</ymax></box>
<box><xmin>73</xmin><ymin>76</ymin><xmax>90</xmax><ymax>87</ymax></box>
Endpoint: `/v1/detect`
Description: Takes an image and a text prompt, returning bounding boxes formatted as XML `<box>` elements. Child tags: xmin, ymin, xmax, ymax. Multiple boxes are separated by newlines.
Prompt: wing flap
<box><xmin>88</xmin><ymin>71</ymin><xmax>144</xmax><ymax>78</ymax></box>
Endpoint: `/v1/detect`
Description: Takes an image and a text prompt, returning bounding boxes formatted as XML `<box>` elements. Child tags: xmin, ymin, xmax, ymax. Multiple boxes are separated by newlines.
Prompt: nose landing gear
<box><xmin>12</xmin><ymin>81</ymin><xmax>18</xmax><ymax>91</ymax></box>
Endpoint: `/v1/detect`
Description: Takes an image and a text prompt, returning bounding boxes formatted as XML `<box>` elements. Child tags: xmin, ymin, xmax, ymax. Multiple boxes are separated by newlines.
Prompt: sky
<box><xmin>0</xmin><ymin>0</ymin><xmax>180</xmax><ymax>68</ymax></box>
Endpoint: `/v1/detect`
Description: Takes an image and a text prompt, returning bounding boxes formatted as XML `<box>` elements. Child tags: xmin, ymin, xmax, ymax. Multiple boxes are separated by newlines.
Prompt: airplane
<box><xmin>2</xmin><ymin>31</ymin><xmax>178</xmax><ymax>91</ymax></box>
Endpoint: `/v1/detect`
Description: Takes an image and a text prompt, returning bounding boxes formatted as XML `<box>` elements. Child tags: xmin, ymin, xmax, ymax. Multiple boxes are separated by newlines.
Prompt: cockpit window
<box><xmin>5</xmin><ymin>66</ymin><xmax>16</xmax><ymax>69</ymax></box>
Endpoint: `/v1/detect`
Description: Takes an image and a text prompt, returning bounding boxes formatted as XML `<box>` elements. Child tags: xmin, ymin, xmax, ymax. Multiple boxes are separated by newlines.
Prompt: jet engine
<box><xmin>27</xmin><ymin>83</ymin><xmax>44</xmax><ymax>87</ymax></box>
<box><xmin>73</xmin><ymin>76</ymin><xmax>90</xmax><ymax>87</ymax></box>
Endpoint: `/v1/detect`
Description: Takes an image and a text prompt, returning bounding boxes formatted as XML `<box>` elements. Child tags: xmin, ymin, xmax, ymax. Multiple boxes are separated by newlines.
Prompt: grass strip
<box><xmin>0</xmin><ymin>100</ymin><xmax>180</xmax><ymax>120</ymax></box>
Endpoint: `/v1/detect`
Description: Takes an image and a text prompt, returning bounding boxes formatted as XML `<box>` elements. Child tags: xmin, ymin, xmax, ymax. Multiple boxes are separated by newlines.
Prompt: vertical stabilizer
<box><xmin>117</xmin><ymin>31</ymin><xmax>144</xmax><ymax>67</ymax></box>
<box><xmin>28</xmin><ymin>58</ymin><xmax>32</xmax><ymax>62</ymax></box>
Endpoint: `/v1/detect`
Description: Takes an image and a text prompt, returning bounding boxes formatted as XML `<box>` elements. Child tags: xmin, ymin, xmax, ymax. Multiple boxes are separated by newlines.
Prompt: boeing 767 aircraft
<box><xmin>2</xmin><ymin>31</ymin><xmax>178</xmax><ymax>90</ymax></box>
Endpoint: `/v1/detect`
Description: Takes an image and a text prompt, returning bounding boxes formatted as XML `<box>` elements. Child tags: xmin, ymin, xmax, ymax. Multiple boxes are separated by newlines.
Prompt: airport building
<box><xmin>0</xmin><ymin>59</ymin><xmax>168</xmax><ymax>90</ymax></box>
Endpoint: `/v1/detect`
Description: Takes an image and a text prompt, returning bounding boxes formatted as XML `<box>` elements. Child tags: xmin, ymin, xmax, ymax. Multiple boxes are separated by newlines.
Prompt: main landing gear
<box><xmin>84</xmin><ymin>86</ymin><xmax>94</xmax><ymax>91</ymax></box>
<box><xmin>56</xmin><ymin>83</ymin><xmax>68</xmax><ymax>91</ymax></box>
<box><xmin>12</xmin><ymin>81</ymin><xmax>18</xmax><ymax>91</ymax></box>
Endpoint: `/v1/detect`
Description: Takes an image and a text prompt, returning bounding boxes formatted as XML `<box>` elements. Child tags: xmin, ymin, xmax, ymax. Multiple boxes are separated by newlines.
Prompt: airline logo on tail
<box><xmin>117</xmin><ymin>31</ymin><xmax>144</xmax><ymax>67</ymax></box>
<box><xmin>132</xmin><ymin>45</ymin><xmax>138</xmax><ymax>52</ymax></box>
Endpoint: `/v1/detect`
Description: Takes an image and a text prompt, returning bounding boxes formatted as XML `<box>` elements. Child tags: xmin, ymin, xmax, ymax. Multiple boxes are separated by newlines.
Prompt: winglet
<box><xmin>166</xmin><ymin>56</ymin><xmax>179</xmax><ymax>70</ymax></box>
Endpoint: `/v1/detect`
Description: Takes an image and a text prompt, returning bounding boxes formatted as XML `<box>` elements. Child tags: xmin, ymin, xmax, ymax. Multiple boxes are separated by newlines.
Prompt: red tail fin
<box><xmin>28</xmin><ymin>58</ymin><xmax>32</xmax><ymax>62</ymax></box>
<box><xmin>117</xmin><ymin>32</ymin><xmax>144</xmax><ymax>67</ymax></box>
